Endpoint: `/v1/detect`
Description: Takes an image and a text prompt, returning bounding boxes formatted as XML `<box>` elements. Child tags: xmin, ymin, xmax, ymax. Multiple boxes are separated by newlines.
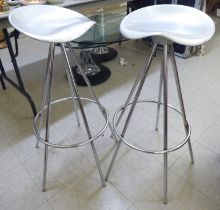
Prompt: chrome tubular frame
<box><xmin>114</xmin><ymin>47</ymin><xmax>158</xmax><ymax>130</ymax></box>
<box><xmin>61</xmin><ymin>43</ymin><xmax>106</xmax><ymax>187</ymax></box>
<box><xmin>105</xmin><ymin>43</ymin><xmax>158</xmax><ymax>181</ymax></box>
<box><xmin>61</xmin><ymin>46</ymin><xmax>81</xmax><ymax>127</ymax></box>
<box><xmin>105</xmin><ymin>42</ymin><xmax>194</xmax><ymax>204</ymax></box>
<box><xmin>66</xmin><ymin>42</ymin><xmax>118</xmax><ymax>143</ymax></box>
<box><xmin>36</xmin><ymin>43</ymin><xmax>54</xmax><ymax>148</ymax></box>
<box><xmin>162</xmin><ymin>44</ymin><xmax>168</xmax><ymax>204</ymax></box>
<box><xmin>170</xmin><ymin>45</ymin><xmax>194</xmax><ymax>163</ymax></box>
<box><xmin>42</xmin><ymin>43</ymin><xmax>55</xmax><ymax>192</ymax></box>
<box><xmin>34</xmin><ymin>41</ymin><xmax>112</xmax><ymax>191</ymax></box>
<box><xmin>155</xmin><ymin>60</ymin><xmax>164</xmax><ymax>131</ymax></box>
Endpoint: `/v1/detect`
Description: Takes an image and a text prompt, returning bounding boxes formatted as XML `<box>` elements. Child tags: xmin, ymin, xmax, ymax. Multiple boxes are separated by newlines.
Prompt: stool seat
<box><xmin>9</xmin><ymin>5</ymin><xmax>95</xmax><ymax>43</ymax></box>
<box><xmin>120</xmin><ymin>4</ymin><xmax>215</xmax><ymax>46</ymax></box>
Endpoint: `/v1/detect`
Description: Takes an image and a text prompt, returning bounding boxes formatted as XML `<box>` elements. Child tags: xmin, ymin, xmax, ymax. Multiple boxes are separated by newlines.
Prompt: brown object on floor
<box><xmin>0</xmin><ymin>41</ymin><xmax>7</xmax><ymax>49</ymax></box>
<box><xmin>206</xmin><ymin>0</ymin><xmax>220</xmax><ymax>14</ymax></box>
<box><xmin>0</xmin><ymin>0</ymin><xmax>9</xmax><ymax>12</ymax></box>
<box><xmin>0</xmin><ymin>30</ymin><xmax>4</xmax><ymax>40</ymax></box>
<box><xmin>0</xmin><ymin>30</ymin><xmax>7</xmax><ymax>49</ymax></box>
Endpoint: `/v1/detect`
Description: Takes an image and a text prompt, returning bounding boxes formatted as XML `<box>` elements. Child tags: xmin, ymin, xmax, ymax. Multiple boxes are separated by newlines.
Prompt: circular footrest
<box><xmin>113</xmin><ymin>100</ymin><xmax>191</xmax><ymax>154</ymax></box>
<box><xmin>33</xmin><ymin>97</ymin><xmax>109</xmax><ymax>148</ymax></box>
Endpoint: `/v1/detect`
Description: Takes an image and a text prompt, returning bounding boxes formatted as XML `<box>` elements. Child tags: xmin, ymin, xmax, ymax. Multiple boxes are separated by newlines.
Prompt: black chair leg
<box><xmin>0</xmin><ymin>74</ymin><xmax>6</xmax><ymax>89</ymax></box>
<box><xmin>0</xmin><ymin>59</ymin><xmax>6</xmax><ymax>89</ymax></box>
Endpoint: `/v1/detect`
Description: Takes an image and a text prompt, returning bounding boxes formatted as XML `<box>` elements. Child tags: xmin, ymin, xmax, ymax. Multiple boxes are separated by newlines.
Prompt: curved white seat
<box><xmin>9</xmin><ymin>5</ymin><xmax>95</xmax><ymax>43</ymax></box>
<box><xmin>120</xmin><ymin>4</ymin><xmax>215</xmax><ymax>46</ymax></box>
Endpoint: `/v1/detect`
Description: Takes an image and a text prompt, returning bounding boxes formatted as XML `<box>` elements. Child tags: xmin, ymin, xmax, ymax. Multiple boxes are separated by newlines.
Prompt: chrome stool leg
<box><xmin>64</xmin><ymin>47</ymin><xmax>81</xmax><ymax>127</ymax></box>
<box><xmin>106</xmin><ymin>42</ymin><xmax>194</xmax><ymax>204</ymax></box>
<box><xmin>108</xmin><ymin>48</ymin><xmax>159</xmax><ymax>140</ymax></box>
<box><xmin>61</xmin><ymin>43</ymin><xmax>106</xmax><ymax>187</ymax></box>
<box><xmin>155</xmin><ymin>61</ymin><xmax>164</xmax><ymax>131</ymax></box>
<box><xmin>36</xmin><ymin>43</ymin><xmax>54</xmax><ymax>148</ymax></box>
<box><xmin>110</xmin><ymin>45</ymin><xmax>160</xmax><ymax>138</ymax></box>
<box><xmin>42</xmin><ymin>43</ymin><xmax>55</xmax><ymax>192</ymax></box>
<box><xmin>66</xmin><ymin>43</ymin><xmax>118</xmax><ymax>143</ymax></box>
<box><xmin>170</xmin><ymin>45</ymin><xmax>194</xmax><ymax>163</ymax></box>
<box><xmin>66</xmin><ymin>71</ymin><xmax>81</xmax><ymax>127</ymax></box>
<box><xmin>105</xmin><ymin>44</ymin><xmax>158</xmax><ymax>181</ymax></box>
<box><xmin>113</xmin><ymin>49</ymin><xmax>156</xmax><ymax>133</ymax></box>
<box><xmin>162</xmin><ymin>44</ymin><xmax>168</xmax><ymax>204</ymax></box>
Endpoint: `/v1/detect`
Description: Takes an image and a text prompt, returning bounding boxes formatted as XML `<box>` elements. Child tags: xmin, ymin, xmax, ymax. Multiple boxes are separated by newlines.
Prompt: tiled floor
<box><xmin>1</xmin><ymin>17</ymin><xmax>220</xmax><ymax>210</ymax></box>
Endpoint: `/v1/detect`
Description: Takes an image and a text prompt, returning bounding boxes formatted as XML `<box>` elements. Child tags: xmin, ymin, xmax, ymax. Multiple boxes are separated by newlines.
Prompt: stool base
<box><xmin>105</xmin><ymin>42</ymin><xmax>194</xmax><ymax>204</ymax></box>
<box><xmin>72</xmin><ymin>64</ymin><xmax>111</xmax><ymax>86</ymax></box>
<box><xmin>112</xmin><ymin>100</ymin><xmax>191</xmax><ymax>154</ymax></box>
<box><xmin>35</xmin><ymin>42</ymin><xmax>117</xmax><ymax>192</ymax></box>
<box><xmin>34</xmin><ymin>97</ymin><xmax>108</xmax><ymax>148</ymax></box>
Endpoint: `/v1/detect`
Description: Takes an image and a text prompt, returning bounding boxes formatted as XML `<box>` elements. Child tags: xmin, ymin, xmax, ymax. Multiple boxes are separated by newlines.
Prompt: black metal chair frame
<box><xmin>0</xmin><ymin>28</ymin><xmax>37</xmax><ymax>117</ymax></box>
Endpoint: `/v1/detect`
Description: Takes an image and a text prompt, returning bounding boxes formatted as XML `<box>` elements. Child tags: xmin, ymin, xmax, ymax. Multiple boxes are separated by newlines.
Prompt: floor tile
<box><xmin>133</xmin><ymin>190</ymin><xmax>166</xmax><ymax>210</ymax></box>
<box><xmin>49</xmin><ymin>174</ymin><xmax>132</xmax><ymax>210</ymax></box>
<box><xmin>164</xmin><ymin>101</ymin><xmax>216</xmax><ymax>141</ymax></box>
<box><xmin>127</xmin><ymin>204</ymin><xmax>139</xmax><ymax>210</ymax></box>
<box><xmin>0</xmin><ymin>165</ymin><xmax>46</xmax><ymax>210</ymax></box>
<box><xmin>128</xmin><ymin>124</ymin><xmax>189</xmax><ymax>167</ymax></box>
<box><xmin>36</xmin><ymin>202</ymin><xmax>53</xmax><ymax>210</ymax></box>
<box><xmin>0</xmin><ymin>135</ymin><xmax>21</xmax><ymax>176</ymax></box>
<box><xmin>4</xmin><ymin>129</ymin><xmax>44</xmax><ymax>163</ymax></box>
<box><xmin>199</xmin><ymin>120</ymin><xmax>220</xmax><ymax>154</ymax></box>
<box><xmin>106</xmin><ymin>149</ymin><xmax>163</xmax><ymax>202</ymax></box>
<box><xmin>135</xmin><ymin>181</ymin><xmax>220</xmax><ymax>210</ymax></box>
<box><xmin>153</xmin><ymin>170</ymin><xmax>219</xmax><ymax>208</ymax></box>
<box><xmin>171</xmin><ymin>143</ymin><xmax>220</xmax><ymax>205</ymax></box>
<box><xmin>23</xmin><ymin>147</ymin><xmax>93</xmax><ymax>200</ymax></box>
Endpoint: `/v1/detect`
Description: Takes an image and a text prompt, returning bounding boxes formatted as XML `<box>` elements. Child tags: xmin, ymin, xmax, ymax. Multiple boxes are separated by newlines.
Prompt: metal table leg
<box><xmin>0</xmin><ymin>28</ymin><xmax>37</xmax><ymax>116</ymax></box>
<box><xmin>87</xmin><ymin>46</ymin><xmax>118</xmax><ymax>63</ymax></box>
<box><xmin>72</xmin><ymin>47</ymin><xmax>111</xmax><ymax>86</ymax></box>
<box><xmin>0</xmin><ymin>71</ymin><xmax>6</xmax><ymax>89</ymax></box>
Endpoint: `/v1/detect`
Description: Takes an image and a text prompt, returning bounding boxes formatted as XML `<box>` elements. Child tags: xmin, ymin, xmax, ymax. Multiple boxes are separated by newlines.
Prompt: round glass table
<box><xmin>70</xmin><ymin>11</ymin><xmax>126</xmax><ymax>86</ymax></box>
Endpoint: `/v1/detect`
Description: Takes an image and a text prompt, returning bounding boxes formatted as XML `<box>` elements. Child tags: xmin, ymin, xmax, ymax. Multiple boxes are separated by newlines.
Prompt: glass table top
<box><xmin>72</xmin><ymin>11</ymin><xmax>126</xmax><ymax>48</ymax></box>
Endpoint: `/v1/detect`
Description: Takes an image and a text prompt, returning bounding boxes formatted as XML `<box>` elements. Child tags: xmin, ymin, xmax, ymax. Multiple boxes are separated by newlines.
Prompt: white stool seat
<box><xmin>120</xmin><ymin>4</ymin><xmax>215</xmax><ymax>46</ymax></box>
<box><xmin>9</xmin><ymin>5</ymin><xmax>95</xmax><ymax>43</ymax></box>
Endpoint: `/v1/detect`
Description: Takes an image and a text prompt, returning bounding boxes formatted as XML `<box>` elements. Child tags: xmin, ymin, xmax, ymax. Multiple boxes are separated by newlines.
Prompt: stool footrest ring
<box><xmin>33</xmin><ymin>96</ymin><xmax>108</xmax><ymax>148</ymax></box>
<box><xmin>113</xmin><ymin>100</ymin><xmax>191</xmax><ymax>154</ymax></box>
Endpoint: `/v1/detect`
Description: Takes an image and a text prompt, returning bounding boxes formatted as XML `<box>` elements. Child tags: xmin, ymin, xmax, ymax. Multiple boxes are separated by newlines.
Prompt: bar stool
<box><xmin>9</xmin><ymin>5</ymin><xmax>116</xmax><ymax>191</ymax></box>
<box><xmin>105</xmin><ymin>5</ymin><xmax>215</xmax><ymax>203</ymax></box>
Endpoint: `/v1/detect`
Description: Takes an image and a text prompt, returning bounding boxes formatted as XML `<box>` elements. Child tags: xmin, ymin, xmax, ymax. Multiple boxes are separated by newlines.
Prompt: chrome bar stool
<box><xmin>9</xmin><ymin>5</ymin><xmax>116</xmax><ymax>191</ymax></box>
<box><xmin>105</xmin><ymin>5</ymin><xmax>215</xmax><ymax>203</ymax></box>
